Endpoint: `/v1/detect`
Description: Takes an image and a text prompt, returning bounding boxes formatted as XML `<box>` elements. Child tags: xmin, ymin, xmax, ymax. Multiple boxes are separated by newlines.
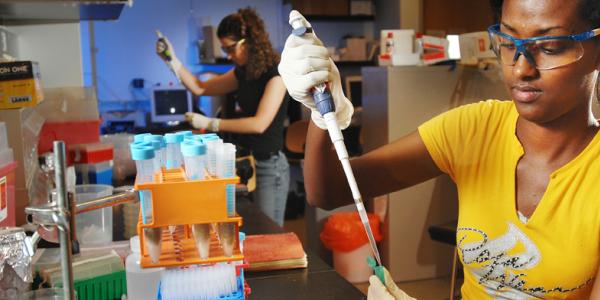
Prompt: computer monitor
<box><xmin>150</xmin><ymin>86</ymin><xmax>192</xmax><ymax>124</ymax></box>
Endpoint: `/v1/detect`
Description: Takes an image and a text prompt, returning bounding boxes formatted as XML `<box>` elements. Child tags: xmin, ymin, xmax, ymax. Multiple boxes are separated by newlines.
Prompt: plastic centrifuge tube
<box><xmin>217</xmin><ymin>143</ymin><xmax>236</xmax><ymax>217</ymax></box>
<box><xmin>146</xmin><ymin>139</ymin><xmax>163</xmax><ymax>172</ymax></box>
<box><xmin>217</xmin><ymin>143</ymin><xmax>237</xmax><ymax>257</ymax></box>
<box><xmin>217</xmin><ymin>222</ymin><xmax>236</xmax><ymax>257</ymax></box>
<box><xmin>181</xmin><ymin>140</ymin><xmax>211</xmax><ymax>258</ymax></box>
<box><xmin>164</xmin><ymin>133</ymin><xmax>184</xmax><ymax>169</ymax></box>
<box><xmin>181</xmin><ymin>140</ymin><xmax>206</xmax><ymax>180</ymax></box>
<box><xmin>191</xmin><ymin>223</ymin><xmax>211</xmax><ymax>259</ymax></box>
<box><xmin>145</xmin><ymin>135</ymin><xmax>166</xmax><ymax>168</ymax></box>
<box><xmin>202</xmin><ymin>135</ymin><xmax>222</xmax><ymax>176</ymax></box>
<box><xmin>130</xmin><ymin>143</ymin><xmax>162</xmax><ymax>263</ymax></box>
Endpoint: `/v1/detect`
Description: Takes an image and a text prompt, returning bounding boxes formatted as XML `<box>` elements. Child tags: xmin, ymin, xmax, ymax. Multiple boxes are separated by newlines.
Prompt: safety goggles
<box><xmin>221</xmin><ymin>38</ymin><xmax>245</xmax><ymax>55</ymax></box>
<box><xmin>487</xmin><ymin>24</ymin><xmax>600</xmax><ymax>70</ymax></box>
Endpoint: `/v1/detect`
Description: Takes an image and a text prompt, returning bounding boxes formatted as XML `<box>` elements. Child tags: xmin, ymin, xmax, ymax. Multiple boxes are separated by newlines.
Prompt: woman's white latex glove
<box><xmin>156</xmin><ymin>32</ymin><xmax>182</xmax><ymax>79</ymax></box>
<box><xmin>367</xmin><ymin>267</ymin><xmax>416</xmax><ymax>300</ymax></box>
<box><xmin>278</xmin><ymin>10</ymin><xmax>354</xmax><ymax>130</ymax></box>
<box><xmin>184</xmin><ymin>112</ymin><xmax>220</xmax><ymax>132</ymax></box>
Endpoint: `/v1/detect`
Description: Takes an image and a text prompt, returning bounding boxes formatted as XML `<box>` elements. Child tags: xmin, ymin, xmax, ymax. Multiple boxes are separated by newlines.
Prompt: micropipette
<box><xmin>289</xmin><ymin>15</ymin><xmax>382</xmax><ymax>267</ymax></box>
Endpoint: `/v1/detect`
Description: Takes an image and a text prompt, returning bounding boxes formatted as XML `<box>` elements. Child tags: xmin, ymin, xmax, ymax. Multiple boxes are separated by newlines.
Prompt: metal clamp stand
<box><xmin>25</xmin><ymin>141</ymin><xmax>139</xmax><ymax>300</ymax></box>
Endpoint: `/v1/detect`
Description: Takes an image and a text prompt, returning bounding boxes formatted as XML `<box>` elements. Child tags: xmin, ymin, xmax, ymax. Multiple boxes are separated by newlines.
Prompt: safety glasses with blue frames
<box><xmin>221</xmin><ymin>38</ymin><xmax>245</xmax><ymax>55</ymax></box>
<box><xmin>487</xmin><ymin>24</ymin><xmax>600</xmax><ymax>70</ymax></box>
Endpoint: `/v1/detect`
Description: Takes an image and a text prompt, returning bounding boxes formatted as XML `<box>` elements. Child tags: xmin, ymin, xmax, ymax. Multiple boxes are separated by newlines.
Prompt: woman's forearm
<box><xmin>217</xmin><ymin>117</ymin><xmax>269</xmax><ymax>134</ymax></box>
<box><xmin>178</xmin><ymin>67</ymin><xmax>206</xmax><ymax>96</ymax></box>
<box><xmin>304</xmin><ymin>121</ymin><xmax>354</xmax><ymax>210</ymax></box>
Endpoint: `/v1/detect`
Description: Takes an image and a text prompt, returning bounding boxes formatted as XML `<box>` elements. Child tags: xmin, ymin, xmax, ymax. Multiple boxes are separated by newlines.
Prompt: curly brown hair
<box><xmin>217</xmin><ymin>7</ymin><xmax>280</xmax><ymax>80</ymax></box>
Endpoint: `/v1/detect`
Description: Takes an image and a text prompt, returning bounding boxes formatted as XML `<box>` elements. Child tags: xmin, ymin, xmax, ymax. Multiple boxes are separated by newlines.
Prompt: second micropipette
<box><xmin>289</xmin><ymin>15</ymin><xmax>382</xmax><ymax>267</ymax></box>
<box><xmin>156</xmin><ymin>29</ymin><xmax>181</xmax><ymax>82</ymax></box>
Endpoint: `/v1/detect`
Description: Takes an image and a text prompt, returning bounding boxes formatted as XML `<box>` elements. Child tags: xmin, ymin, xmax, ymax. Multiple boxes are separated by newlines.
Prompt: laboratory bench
<box><xmin>237</xmin><ymin>198</ymin><xmax>366</xmax><ymax>300</ymax></box>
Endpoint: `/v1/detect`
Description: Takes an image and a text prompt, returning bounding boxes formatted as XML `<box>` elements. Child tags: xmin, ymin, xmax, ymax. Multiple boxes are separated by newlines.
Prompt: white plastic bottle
<box><xmin>125</xmin><ymin>236</ymin><xmax>164</xmax><ymax>300</ymax></box>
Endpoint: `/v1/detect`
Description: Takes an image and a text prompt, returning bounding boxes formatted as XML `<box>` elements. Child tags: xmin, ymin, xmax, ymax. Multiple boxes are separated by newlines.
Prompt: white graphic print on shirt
<box><xmin>457</xmin><ymin>222</ymin><xmax>591</xmax><ymax>299</ymax></box>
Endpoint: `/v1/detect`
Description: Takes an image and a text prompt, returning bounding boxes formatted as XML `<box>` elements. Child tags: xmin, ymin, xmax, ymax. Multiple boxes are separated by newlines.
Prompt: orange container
<box><xmin>0</xmin><ymin>162</ymin><xmax>17</xmax><ymax>227</ymax></box>
<box><xmin>135</xmin><ymin>167</ymin><xmax>242</xmax><ymax>268</ymax></box>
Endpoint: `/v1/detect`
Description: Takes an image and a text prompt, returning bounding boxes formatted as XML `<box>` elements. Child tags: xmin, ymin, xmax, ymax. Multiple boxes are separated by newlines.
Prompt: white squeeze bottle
<box><xmin>125</xmin><ymin>236</ymin><xmax>164</xmax><ymax>300</ymax></box>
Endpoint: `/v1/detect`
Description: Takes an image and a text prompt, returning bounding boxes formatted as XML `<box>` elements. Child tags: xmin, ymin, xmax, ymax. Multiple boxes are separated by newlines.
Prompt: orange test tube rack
<box><xmin>135</xmin><ymin>167</ymin><xmax>242</xmax><ymax>268</ymax></box>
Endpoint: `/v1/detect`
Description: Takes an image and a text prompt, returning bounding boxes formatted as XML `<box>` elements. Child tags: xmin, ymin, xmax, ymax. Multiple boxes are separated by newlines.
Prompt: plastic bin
<box><xmin>75</xmin><ymin>184</ymin><xmax>114</xmax><ymax>246</ymax></box>
<box><xmin>38</xmin><ymin>120</ymin><xmax>101</xmax><ymax>154</ymax></box>
<box><xmin>320</xmin><ymin>212</ymin><xmax>382</xmax><ymax>283</ymax></box>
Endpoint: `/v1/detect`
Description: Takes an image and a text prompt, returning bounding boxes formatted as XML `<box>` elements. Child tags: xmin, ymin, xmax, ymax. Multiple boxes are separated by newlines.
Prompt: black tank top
<box><xmin>232</xmin><ymin>65</ymin><xmax>289</xmax><ymax>154</ymax></box>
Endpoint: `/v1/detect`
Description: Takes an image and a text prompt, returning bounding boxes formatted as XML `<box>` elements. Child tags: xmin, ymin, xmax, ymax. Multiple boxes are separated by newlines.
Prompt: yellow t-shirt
<box><xmin>418</xmin><ymin>100</ymin><xmax>600</xmax><ymax>299</ymax></box>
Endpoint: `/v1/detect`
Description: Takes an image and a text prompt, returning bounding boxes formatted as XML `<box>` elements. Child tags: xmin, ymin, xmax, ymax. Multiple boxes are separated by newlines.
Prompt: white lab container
<box><xmin>75</xmin><ymin>184</ymin><xmax>114</xmax><ymax>246</ymax></box>
<box><xmin>126</xmin><ymin>236</ymin><xmax>164</xmax><ymax>300</ymax></box>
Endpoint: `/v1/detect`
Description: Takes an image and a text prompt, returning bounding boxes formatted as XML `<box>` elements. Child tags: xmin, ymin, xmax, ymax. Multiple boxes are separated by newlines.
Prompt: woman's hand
<box><xmin>155</xmin><ymin>31</ymin><xmax>182</xmax><ymax>78</ymax></box>
<box><xmin>185</xmin><ymin>112</ymin><xmax>220</xmax><ymax>132</ymax></box>
<box><xmin>368</xmin><ymin>267</ymin><xmax>416</xmax><ymax>300</ymax></box>
<box><xmin>278</xmin><ymin>10</ymin><xmax>354</xmax><ymax>130</ymax></box>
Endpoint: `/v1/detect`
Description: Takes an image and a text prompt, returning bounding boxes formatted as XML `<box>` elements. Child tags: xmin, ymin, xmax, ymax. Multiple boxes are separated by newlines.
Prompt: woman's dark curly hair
<box><xmin>217</xmin><ymin>7</ymin><xmax>279</xmax><ymax>80</ymax></box>
<box><xmin>490</xmin><ymin>0</ymin><xmax>600</xmax><ymax>28</ymax></box>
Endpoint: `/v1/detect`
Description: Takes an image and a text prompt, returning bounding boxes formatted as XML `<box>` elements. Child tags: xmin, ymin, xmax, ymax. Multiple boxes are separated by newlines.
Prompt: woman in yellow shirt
<box><xmin>278</xmin><ymin>0</ymin><xmax>600</xmax><ymax>299</ymax></box>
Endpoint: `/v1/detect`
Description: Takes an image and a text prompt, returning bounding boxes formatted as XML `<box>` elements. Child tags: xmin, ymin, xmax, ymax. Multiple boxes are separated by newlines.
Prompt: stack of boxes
<box><xmin>0</xmin><ymin>82</ymin><xmax>102</xmax><ymax>225</ymax></box>
<box><xmin>0</xmin><ymin>60</ymin><xmax>45</xmax><ymax>226</ymax></box>
<box><xmin>70</xmin><ymin>143</ymin><xmax>114</xmax><ymax>185</ymax></box>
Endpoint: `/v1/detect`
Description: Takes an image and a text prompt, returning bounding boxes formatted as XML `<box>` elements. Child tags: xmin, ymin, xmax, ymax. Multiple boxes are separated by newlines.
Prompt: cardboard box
<box><xmin>421</xmin><ymin>35</ymin><xmax>450</xmax><ymax>65</ymax></box>
<box><xmin>343</xmin><ymin>37</ymin><xmax>367</xmax><ymax>61</ymax></box>
<box><xmin>350</xmin><ymin>0</ymin><xmax>373</xmax><ymax>15</ymax></box>
<box><xmin>459</xmin><ymin>31</ymin><xmax>496</xmax><ymax>65</ymax></box>
<box><xmin>380</xmin><ymin>30</ymin><xmax>415</xmax><ymax>56</ymax></box>
<box><xmin>0</xmin><ymin>61</ymin><xmax>44</xmax><ymax>109</ymax></box>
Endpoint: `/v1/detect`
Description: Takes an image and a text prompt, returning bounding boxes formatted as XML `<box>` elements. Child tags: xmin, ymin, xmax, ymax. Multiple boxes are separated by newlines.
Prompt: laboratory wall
<box><xmin>9</xmin><ymin>23</ymin><xmax>83</xmax><ymax>88</ymax></box>
<box><xmin>81</xmin><ymin>0</ymin><xmax>372</xmax><ymax>103</ymax></box>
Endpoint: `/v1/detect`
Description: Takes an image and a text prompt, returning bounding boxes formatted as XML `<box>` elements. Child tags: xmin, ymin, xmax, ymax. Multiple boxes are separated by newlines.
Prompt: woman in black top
<box><xmin>156</xmin><ymin>7</ymin><xmax>290</xmax><ymax>226</ymax></box>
